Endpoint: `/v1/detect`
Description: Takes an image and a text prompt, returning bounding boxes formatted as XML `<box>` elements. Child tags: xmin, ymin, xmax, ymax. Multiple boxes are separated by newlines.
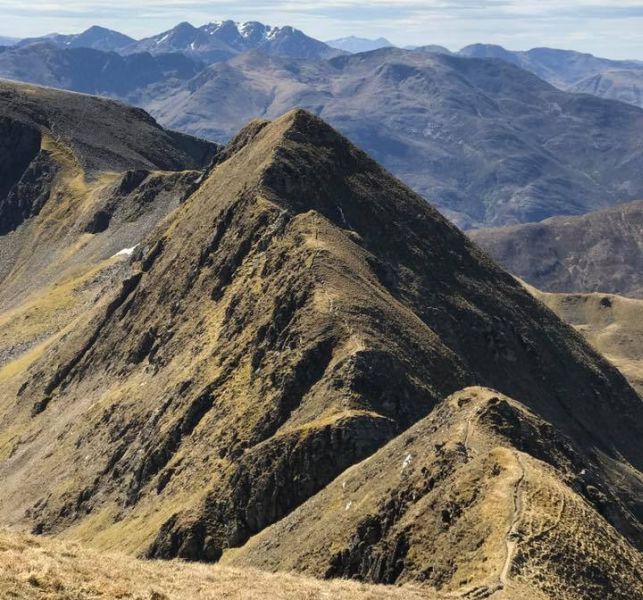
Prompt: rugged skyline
<box><xmin>1</xmin><ymin>2</ymin><xmax>643</xmax><ymax>60</ymax></box>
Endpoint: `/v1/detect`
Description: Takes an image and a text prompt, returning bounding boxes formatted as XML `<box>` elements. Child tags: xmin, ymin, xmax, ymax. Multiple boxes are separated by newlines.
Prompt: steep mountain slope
<box><xmin>0</xmin><ymin>43</ymin><xmax>202</xmax><ymax>99</ymax></box>
<box><xmin>326</xmin><ymin>37</ymin><xmax>393</xmax><ymax>53</ymax></box>
<box><xmin>459</xmin><ymin>44</ymin><xmax>643</xmax><ymax>92</ymax></box>
<box><xmin>124</xmin><ymin>21</ymin><xmax>343</xmax><ymax>63</ymax></box>
<box><xmin>0</xmin><ymin>110</ymin><xmax>640</xmax><ymax>600</ymax></box>
<box><xmin>525</xmin><ymin>286</ymin><xmax>643</xmax><ymax>395</ymax></box>
<box><xmin>148</xmin><ymin>48</ymin><xmax>643</xmax><ymax>227</ymax></box>
<box><xmin>17</xmin><ymin>26</ymin><xmax>135</xmax><ymax>53</ymax></box>
<box><xmin>470</xmin><ymin>200</ymin><xmax>643</xmax><ymax>298</ymax></box>
<box><xmin>227</xmin><ymin>388</ymin><xmax>642</xmax><ymax>599</ymax></box>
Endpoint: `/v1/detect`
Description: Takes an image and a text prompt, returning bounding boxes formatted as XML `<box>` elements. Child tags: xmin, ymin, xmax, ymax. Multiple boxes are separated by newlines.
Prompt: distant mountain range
<box><xmin>0</xmin><ymin>43</ymin><xmax>202</xmax><ymax>96</ymax></box>
<box><xmin>571</xmin><ymin>68</ymin><xmax>643</xmax><ymax>110</ymax></box>
<box><xmin>0</xmin><ymin>36</ymin><xmax>19</xmax><ymax>47</ymax></box>
<box><xmin>3</xmin><ymin>42</ymin><xmax>643</xmax><ymax>227</ymax></box>
<box><xmin>3</xmin><ymin>22</ymin><xmax>643</xmax><ymax>227</ymax></box>
<box><xmin>16</xmin><ymin>25</ymin><xmax>135</xmax><ymax>52</ymax></box>
<box><xmin>471</xmin><ymin>200</ymin><xmax>643</xmax><ymax>298</ymax></box>
<box><xmin>459</xmin><ymin>44</ymin><xmax>643</xmax><ymax>87</ymax></box>
<box><xmin>460</xmin><ymin>44</ymin><xmax>643</xmax><ymax>109</ymax></box>
<box><xmin>10</xmin><ymin>22</ymin><xmax>343</xmax><ymax>63</ymax></box>
<box><xmin>326</xmin><ymin>36</ymin><xmax>393</xmax><ymax>53</ymax></box>
<box><xmin>5</xmin><ymin>23</ymin><xmax>643</xmax><ymax>108</ymax></box>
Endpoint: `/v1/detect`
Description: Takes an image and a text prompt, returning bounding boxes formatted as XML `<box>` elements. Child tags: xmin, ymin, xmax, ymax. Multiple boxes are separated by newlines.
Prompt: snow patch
<box><xmin>402</xmin><ymin>453</ymin><xmax>412</xmax><ymax>471</ymax></box>
<box><xmin>114</xmin><ymin>245</ymin><xmax>138</xmax><ymax>258</ymax></box>
<box><xmin>266</xmin><ymin>26</ymin><xmax>280</xmax><ymax>41</ymax></box>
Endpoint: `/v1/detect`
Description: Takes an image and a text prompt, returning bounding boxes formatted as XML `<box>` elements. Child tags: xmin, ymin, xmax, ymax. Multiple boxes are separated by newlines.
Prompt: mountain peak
<box><xmin>125</xmin><ymin>19</ymin><xmax>342</xmax><ymax>62</ymax></box>
<box><xmin>326</xmin><ymin>36</ymin><xmax>394</xmax><ymax>53</ymax></box>
<box><xmin>1</xmin><ymin>92</ymin><xmax>641</xmax><ymax>597</ymax></box>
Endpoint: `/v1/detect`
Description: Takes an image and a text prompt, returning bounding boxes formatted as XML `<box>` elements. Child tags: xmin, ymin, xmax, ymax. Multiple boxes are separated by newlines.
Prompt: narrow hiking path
<box><xmin>454</xmin><ymin>410</ymin><xmax>529</xmax><ymax>600</ymax></box>
<box><xmin>500</xmin><ymin>452</ymin><xmax>527</xmax><ymax>586</ymax></box>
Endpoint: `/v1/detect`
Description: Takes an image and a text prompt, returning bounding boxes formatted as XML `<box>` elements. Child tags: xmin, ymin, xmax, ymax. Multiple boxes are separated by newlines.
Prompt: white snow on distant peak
<box><xmin>238</xmin><ymin>22</ymin><xmax>253</xmax><ymax>37</ymax></box>
<box><xmin>156</xmin><ymin>33</ymin><xmax>170</xmax><ymax>45</ymax></box>
<box><xmin>266</xmin><ymin>26</ymin><xmax>280</xmax><ymax>41</ymax></box>
<box><xmin>114</xmin><ymin>245</ymin><xmax>138</xmax><ymax>258</ymax></box>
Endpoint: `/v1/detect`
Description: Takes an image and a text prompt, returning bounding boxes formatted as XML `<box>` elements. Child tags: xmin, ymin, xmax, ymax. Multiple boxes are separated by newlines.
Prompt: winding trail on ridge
<box><xmin>455</xmin><ymin>407</ymin><xmax>529</xmax><ymax>599</ymax></box>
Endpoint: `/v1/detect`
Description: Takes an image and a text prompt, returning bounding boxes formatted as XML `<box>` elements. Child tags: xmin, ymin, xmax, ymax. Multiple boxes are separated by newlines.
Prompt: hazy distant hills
<box><xmin>460</xmin><ymin>44</ymin><xmax>643</xmax><ymax>109</ymax></box>
<box><xmin>147</xmin><ymin>49</ymin><xmax>643</xmax><ymax>227</ymax></box>
<box><xmin>471</xmin><ymin>200</ymin><xmax>643</xmax><ymax>298</ymax></box>
<box><xmin>459</xmin><ymin>44</ymin><xmax>643</xmax><ymax>87</ymax></box>
<box><xmin>16</xmin><ymin>25</ymin><xmax>135</xmax><ymax>53</ymax></box>
<box><xmin>571</xmin><ymin>68</ymin><xmax>643</xmax><ymax>109</ymax></box>
<box><xmin>326</xmin><ymin>36</ymin><xmax>393</xmax><ymax>53</ymax></box>
<box><xmin>0</xmin><ymin>43</ymin><xmax>202</xmax><ymax>96</ymax></box>
<box><xmin>3</xmin><ymin>44</ymin><xmax>643</xmax><ymax>227</ymax></box>
<box><xmin>0</xmin><ymin>37</ymin><xmax>19</xmax><ymax>47</ymax></box>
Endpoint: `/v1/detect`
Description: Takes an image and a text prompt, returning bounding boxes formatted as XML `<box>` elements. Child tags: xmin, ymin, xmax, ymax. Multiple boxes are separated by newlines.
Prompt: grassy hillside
<box><xmin>0</xmin><ymin>529</ymin><xmax>428</xmax><ymax>600</ymax></box>
<box><xmin>524</xmin><ymin>284</ymin><xmax>643</xmax><ymax>394</ymax></box>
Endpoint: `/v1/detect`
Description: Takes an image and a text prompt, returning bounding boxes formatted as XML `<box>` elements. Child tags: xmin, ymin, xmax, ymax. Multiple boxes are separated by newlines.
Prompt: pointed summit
<box><xmin>1</xmin><ymin>110</ymin><xmax>640</xmax><ymax>597</ymax></box>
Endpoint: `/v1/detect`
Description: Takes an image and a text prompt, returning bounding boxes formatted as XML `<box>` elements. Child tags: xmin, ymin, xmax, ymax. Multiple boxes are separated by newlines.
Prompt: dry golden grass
<box><xmin>0</xmin><ymin>529</ymin><xmax>431</xmax><ymax>600</ymax></box>
<box><xmin>522</xmin><ymin>281</ymin><xmax>643</xmax><ymax>393</ymax></box>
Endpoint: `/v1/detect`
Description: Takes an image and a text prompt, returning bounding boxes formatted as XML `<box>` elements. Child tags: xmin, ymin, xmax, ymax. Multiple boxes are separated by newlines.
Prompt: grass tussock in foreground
<box><xmin>0</xmin><ymin>529</ymin><xmax>429</xmax><ymax>600</ymax></box>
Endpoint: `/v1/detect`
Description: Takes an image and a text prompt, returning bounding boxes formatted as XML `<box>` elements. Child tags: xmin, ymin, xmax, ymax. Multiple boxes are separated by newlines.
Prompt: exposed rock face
<box><xmin>470</xmin><ymin>201</ymin><xmax>643</xmax><ymax>299</ymax></box>
<box><xmin>0</xmin><ymin>118</ymin><xmax>56</xmax><ymax>234</ymax></box>
<box><xmin>0</xmin><ymin>108</ymin><xmax>640</xmax><ymax>600</ymax></box>
<box><xmin>0</xmin><ymin>117</ymin><xmax>41</xmax><ymax>200</ymax></box>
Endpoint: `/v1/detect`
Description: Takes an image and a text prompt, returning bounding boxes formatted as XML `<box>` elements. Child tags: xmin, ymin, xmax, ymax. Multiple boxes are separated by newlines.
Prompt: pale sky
<box><xmin>1</xmin><ymin>1</ymin><xmax>642</xmax><ymax>60</ymax></box>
